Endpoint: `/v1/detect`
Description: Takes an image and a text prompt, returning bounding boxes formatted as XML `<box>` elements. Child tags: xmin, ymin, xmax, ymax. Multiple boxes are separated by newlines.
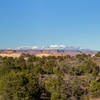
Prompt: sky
<box><xmin>0</xmin><ymin>0</ymin><xmax>100</xmax><ymax>50</ymax></box>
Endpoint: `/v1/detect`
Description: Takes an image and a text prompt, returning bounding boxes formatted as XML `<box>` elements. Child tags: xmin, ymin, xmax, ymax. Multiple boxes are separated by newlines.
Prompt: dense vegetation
<box><xmin>0</xmin><ymin>53</ymin><xmax>100</xmax><ymax>100</ymax></box>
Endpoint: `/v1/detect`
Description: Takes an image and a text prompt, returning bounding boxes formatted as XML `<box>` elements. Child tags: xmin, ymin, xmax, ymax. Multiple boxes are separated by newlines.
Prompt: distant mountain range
<box><xmin>0</xmin><ymin>45</ymin><xmax>97</xmax><ymax>57</ymax></box>
<box><xmin>12</xmin><ymin>45</ymin><xmax>97</xmax><ymax>52</ymax></box>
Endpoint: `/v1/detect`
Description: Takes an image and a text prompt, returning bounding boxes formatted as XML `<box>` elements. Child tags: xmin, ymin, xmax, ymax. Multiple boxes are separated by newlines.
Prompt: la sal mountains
<box><xmin>0</xmin><ymin>45</ymin><xmax>98</xmax><ymax>57</ymax></box>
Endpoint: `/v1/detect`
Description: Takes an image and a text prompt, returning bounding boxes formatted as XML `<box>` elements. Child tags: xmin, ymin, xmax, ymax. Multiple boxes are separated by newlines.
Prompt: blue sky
<box><xmin>0</xmin><ymin>0</ymin><xmax>100</xmax><ymax>50</ymax></box>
